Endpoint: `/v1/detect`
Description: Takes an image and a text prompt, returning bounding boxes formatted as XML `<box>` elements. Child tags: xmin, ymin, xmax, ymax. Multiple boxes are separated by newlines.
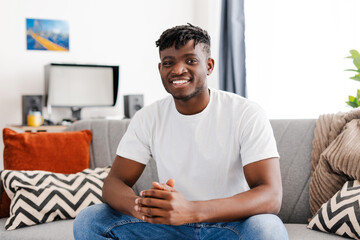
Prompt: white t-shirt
<box><xmin>117</xmin><ymin>88</ymin><xmax>279</xmax><ymax>201</ymax></box>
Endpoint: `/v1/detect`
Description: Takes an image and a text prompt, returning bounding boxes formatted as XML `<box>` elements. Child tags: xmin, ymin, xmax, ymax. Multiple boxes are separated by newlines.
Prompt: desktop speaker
<box><xmin>124</xmin><ymin>95</ymin><xmax>143</xmax><ymax>118</ymax></box>
<box><xmin>22</xmin><ymin>95</ymin><xmax>43</xmax><ymax>125</ymax></box>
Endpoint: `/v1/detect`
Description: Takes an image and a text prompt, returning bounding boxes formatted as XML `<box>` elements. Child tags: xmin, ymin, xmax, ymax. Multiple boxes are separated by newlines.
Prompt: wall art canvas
<box><xmin>26</xmin><ymin>18</ymin><xmax>69</xmax><ymax>51</ymax></box>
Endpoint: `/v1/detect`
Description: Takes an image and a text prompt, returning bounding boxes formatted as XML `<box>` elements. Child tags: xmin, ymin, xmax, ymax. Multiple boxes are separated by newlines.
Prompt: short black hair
<box><xmin>156</xmin><ymin>23</ymin><xmax>211</xmax><ymax>55</ymax></box>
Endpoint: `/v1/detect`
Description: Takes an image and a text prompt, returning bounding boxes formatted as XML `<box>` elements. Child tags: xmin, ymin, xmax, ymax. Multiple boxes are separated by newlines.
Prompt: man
<box><xmin>74</xmin><ymin>24</ymin><xmax>288</xmax><ymax>240</ymax></box>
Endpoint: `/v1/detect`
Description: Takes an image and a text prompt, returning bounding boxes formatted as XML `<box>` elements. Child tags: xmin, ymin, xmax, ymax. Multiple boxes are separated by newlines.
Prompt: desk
<box><xmin>8</xmin><ymin>125</ymin><xmax>68</xmax><ymax>132</ymax></box>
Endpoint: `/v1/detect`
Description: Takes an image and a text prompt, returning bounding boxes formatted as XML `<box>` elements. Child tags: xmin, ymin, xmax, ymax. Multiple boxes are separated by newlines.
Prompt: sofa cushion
<box><xmin>0</xmin><ymin>218</ymin><xmax>75</xmax><ymax>240</ymax></box>
<box><xmin>1</xmin><ymin>167</ymin><xmax>109</xmax><ymax>230</ymax></box>
<box><xmin>64</xmin><ymin>119</ymin><xmax>160</xmax><ymax>196</ymax></box>
<box><xmin>0</xmin><ymin>129</ymin><xmax>92</xmax><ymax>218</ymax></box>
<box><xmin>308</xmin><ymin>180</ymin><xmax>360</xmax><ymax>239</ymax></box>
<box><xmin>285</xmin><ymin>224</ymin><xmax>346</xmax><ymax>239</ymax></box>
<box><xmin>64</xmin><ymin>119</ymin><xmax>130</xmax><ymax>168</ymax></box>
<box><xmin>270</xmin><ymin>119</ymin><xmax>316</xmax><ymax>224</ymax></box>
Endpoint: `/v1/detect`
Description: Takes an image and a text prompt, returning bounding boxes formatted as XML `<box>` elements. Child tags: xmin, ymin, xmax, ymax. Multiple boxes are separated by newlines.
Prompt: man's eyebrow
<box><xmin>162</xmin><ymin>53</ymin><xmax>198</xmax><ymax>60</ymax></box>
<box><xmin>161</xmin><ymin>56</ymin><xmax>174</xmax><ymax>61</ymax></box>
<box><xmin>161</xmin><ymin>53</ymin><xmax>199</xmax><ymax>61</ymax></box>
<box><xmin>183</xmin><ymin>53</ymin><xmax>198</xmax><ymax>58</ymax></box>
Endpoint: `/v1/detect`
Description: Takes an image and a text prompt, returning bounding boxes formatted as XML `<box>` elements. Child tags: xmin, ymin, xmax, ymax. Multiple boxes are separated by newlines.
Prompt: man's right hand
<box><xmin>132</xmin><ymin>179</ymin><xmax>176</xmax><ymax>221</ymax></box>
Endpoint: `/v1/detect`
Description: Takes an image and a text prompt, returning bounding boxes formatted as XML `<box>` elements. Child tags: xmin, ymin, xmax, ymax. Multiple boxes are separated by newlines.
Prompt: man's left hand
<box><xmin>134</xmin><ymin>180</ymin><xmax>197</xmax><ymax>225</ymax></box>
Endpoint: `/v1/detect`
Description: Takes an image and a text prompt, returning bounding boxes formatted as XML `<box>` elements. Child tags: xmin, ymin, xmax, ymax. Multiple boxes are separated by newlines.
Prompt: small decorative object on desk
<box><xmin>345</xmin><ymin>49</ymin><xmax>360</xmax><ymax>108</ymax></box>
<box><xmin>27</xmin><ymin>110</ymin><xmax>44</xmax><ymax>127</ymax></box>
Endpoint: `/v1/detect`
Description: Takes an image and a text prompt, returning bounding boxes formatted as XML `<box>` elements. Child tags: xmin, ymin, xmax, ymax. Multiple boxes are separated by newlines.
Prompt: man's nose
<box><xmin>171</xmin><ymin>62</ymin><xmax>187</xmax><ymax>75</ymax></box>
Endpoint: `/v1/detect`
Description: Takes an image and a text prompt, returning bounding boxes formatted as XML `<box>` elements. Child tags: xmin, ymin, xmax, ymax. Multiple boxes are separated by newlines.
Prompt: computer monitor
<box><xmin>45</xmin><ymin>63</ymin><xmax>119</xmax><ymax>120</ymax></box>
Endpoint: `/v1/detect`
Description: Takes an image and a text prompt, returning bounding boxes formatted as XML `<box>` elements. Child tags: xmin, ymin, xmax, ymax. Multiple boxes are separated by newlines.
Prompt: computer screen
<box><xmin>45</xmin><ymin>63</ymin><xmax>119</xmax><ymax>119</ymax></box>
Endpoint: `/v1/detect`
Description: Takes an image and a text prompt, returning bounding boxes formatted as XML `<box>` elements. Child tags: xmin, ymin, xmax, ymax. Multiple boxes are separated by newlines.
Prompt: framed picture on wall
<box><xmin>26</xmin><ymin>18</ymin><xmax>69</xmax><ymax>51</ymax></box>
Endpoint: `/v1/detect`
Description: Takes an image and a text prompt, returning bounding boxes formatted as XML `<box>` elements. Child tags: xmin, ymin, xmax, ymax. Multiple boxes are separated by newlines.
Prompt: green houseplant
<box><xmin>346</xmin><ymin>50</ymin><xmax>360</xmax><ymax>108</ymax></box>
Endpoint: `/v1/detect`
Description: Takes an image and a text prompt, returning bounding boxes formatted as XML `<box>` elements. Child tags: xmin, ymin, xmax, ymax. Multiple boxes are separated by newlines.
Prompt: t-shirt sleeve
<box><xmin>116</xmin><ymin>112</ymin><xmax>152</xmax><ymax>165</ymax></box>
<box><xmin>239</xmin><ymin>105</ymin><xmax>279</xmax><ymax>166</ymax></box>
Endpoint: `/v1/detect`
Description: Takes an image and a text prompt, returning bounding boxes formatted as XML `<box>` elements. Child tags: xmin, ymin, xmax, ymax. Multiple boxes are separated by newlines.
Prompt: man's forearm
<box><xmin>102</xmin><ymin>175</ymin><xmax>141</xmax><ymax>219</ymax></box>
<box><xmin>193</xmin><ymin>185</ymin><xmax>282</xmax><ymax>223</ymax></box>
<box><xmin>191</xmin><ymin>157</ymin><xmax>283</xmax><ymax>223</ymax></box>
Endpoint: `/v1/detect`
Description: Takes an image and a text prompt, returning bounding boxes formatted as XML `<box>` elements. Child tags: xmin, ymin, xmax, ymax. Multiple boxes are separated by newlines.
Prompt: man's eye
<box><xmin>186</xmin><ymin>59</ymin><xmax>197</xmax><ymax>64</ymax></box>
<box><xmin>162</xmin><ymin>61</ymin><xmax>173</xmax><ymax>67</ymax></box>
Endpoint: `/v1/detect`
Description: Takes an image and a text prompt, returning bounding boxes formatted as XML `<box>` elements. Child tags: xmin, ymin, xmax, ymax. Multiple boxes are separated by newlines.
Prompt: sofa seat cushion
<box><xmin>285</xmin><ymin>224</ymin><xmax>346</xmax><ymax>239</ymax></box>
<box><xmin>0</xmin><ymin>221</ymin><xmax>346</xmax><ymax>240</ymax></box>
<box><xmin>0</xmin><ymin>218</ymin><xmax>74</xmax><ymax>240</ymax></box>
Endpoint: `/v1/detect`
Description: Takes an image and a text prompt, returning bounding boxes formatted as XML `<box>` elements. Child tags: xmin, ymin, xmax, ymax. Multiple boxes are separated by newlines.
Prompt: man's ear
<box><xmin>158</xmin><ymin>62</ymin><xmax>161</xmax><ymax>71</ymax></box>
<box><xmin>207</xmin><ymin>58</ymin><xmax>215</xmax><ymax>76</ymax></box>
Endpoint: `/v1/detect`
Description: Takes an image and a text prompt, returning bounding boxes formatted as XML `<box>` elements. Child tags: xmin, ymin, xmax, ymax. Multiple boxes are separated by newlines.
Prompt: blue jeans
<box><xmin>73</xmin><ymin>204</ymin><xmax>288</xmax><ymax>240</ymax></box>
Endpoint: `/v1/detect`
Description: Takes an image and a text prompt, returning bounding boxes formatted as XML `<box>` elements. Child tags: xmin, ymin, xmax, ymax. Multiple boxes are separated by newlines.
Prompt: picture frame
<box><xmin>26</xmin><ymin>18</ymin><xmax>69</xmax><ymax>51</ymax></box>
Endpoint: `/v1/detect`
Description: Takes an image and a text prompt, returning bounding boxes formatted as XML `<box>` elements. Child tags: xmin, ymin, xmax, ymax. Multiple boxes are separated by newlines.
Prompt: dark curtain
<box><xmin>219</xmin><ymin>0</ymin><xmax>247</xmax><ymax>97</ymax></box>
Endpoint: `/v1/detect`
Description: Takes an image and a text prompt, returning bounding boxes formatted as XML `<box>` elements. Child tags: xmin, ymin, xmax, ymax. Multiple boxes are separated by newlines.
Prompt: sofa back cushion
<box><xmin>270</xmin><ymin>119</ymin><xmax>316</xmax><ymax>224</ymax></box>
<box><xmin>65</xmin><ymin>119</ymin><xmax>159</xmax><ymax>194</ymax></box>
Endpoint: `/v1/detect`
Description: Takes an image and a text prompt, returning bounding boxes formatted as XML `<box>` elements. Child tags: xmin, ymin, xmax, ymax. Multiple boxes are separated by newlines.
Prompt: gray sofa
<box><xmin>0</xmin><ymin>119</ymin><xmax>345</xmax><ymax>239</ymax></box>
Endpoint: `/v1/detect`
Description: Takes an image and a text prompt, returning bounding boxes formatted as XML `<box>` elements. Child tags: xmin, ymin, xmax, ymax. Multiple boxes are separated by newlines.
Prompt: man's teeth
<box><xmin>172</xmin><ymin>80</ymin><xmax>189</xmax><ymax>84</ymax></box>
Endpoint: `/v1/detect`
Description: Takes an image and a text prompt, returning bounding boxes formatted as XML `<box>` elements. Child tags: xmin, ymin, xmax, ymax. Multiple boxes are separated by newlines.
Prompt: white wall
<box><xmin>245</xmin><ymin>0</ymin><xmax>360</xmax><ymax>119</ymax></box>
<box><xmin>3</xmin><ymin>0</ymin><xmax>360</xmax><ymax>167</ymax></box>
<box><xmin>0</xmin><ymin>0</ymin><xmax>221</xmax><ymax>168</ymax></box>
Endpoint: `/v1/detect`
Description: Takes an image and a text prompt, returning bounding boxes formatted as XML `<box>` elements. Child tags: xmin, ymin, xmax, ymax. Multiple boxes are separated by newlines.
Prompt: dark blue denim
<box><xmin>73</xmin><ymin>204</ymin><xmax>288</xmax><ymax>240</ymax></box>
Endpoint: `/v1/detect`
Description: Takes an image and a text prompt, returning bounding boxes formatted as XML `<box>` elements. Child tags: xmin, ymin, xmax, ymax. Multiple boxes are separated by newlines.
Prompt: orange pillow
<box><xmin>0</xmin><ymin>128</ymin><xmax>92</xmax><ymax>218</ymax></box>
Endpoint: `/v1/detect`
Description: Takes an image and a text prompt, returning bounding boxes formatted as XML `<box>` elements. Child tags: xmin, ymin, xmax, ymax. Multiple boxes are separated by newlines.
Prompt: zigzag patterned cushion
<box><xmin>0</xmin><ymin>167</ymin><xmax>110</xmax><ymax>230</ymax></box>
<box><xmin>308</xmin><ymin>180</ymin><xmax>360</xmax><ymax>239</ymax></box>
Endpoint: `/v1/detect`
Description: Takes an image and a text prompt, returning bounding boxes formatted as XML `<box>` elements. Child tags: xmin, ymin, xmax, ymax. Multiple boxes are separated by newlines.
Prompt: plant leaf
<box><xmin>347</xmin><ymin>95</ymin><xmax>359</xmax><ymax>108</ymax></box>
<box><xmin>345</xmin><ymin>69</ymin><xmax>360</xmax><ymax>72</ymax></box>
<box><xmin>349</xmin><ymin>95</ymin><xmax>356</xmax><ymax>102</ymax></box>
<box><xmin>350</xmin><ymin>50</ymin><xmax>360</xmax><ymax>69</ymax></box>
<box><xmin>350</xmin><ymin>49</ymin><xmax>360</xmax><ymax>57</ymax></box>
<box><xmin>346</xmin><ymin>101</ymin><xmax>358</xmax><ymax>108</ymax></box>
<box><xmin>350</xmin><ymin>75</ymin><xmax>360</xmax><ymax>81</ymax></box>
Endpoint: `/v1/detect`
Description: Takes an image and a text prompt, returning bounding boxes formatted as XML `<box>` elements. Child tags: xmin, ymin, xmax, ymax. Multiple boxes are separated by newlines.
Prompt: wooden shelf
<box><xmin>8</xmin><ymin>125</ymin><xmax>68</xmax><ymax>132</ymax></box>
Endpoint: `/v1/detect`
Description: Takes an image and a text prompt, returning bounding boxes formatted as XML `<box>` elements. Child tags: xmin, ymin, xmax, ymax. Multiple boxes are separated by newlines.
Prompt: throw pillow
<box><xmin>0</xmin><ymin>128</ymin><xmax>92</xmax><ymax>218</ymax></box>
<box><xmin>1</xmin><ymin>167</ymin><xmax>110</xmax><ymax>230</ymax></box>
<box><xmin>308</xmin><ymin>180</ymin><xmax>360</xmax><ymax>239</ymax></box>
<box><xmin>3</xmin><ymin>128</ymin><xmax>92</xmax><ymax>172</ymax></box>
<box><xmin>310</xmin><ymin>119</ymin><xmax>360</xmax><ymax>214</ymax></box>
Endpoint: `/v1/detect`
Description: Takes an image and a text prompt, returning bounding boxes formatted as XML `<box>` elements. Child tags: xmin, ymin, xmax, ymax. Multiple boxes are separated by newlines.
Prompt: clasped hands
<box><xmin>134</xmin><ymin>179</ymin><xmax>197</xmax><ymax>225</ymax></box>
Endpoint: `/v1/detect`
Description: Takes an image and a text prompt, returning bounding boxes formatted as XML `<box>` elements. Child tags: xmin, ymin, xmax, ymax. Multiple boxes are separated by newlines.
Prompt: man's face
<box><xmin>158</xmin><ymin>40</ymin><xmax>214</xmax><ymax>102</ymax></box>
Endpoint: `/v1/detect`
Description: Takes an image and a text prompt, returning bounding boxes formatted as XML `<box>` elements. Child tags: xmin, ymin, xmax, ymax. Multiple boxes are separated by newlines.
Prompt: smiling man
<box><xmin>73</xmin><ymin>24</ymin><xmax>288</xmax><ymax>240</ymax></box>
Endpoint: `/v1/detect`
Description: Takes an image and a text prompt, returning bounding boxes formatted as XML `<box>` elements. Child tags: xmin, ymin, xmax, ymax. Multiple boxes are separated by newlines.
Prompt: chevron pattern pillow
<box><xmin>0</xmin><ymin>167</ymin><xmax>110</xmax><ymax>230</ymax></box>
<box><xmin>308</xmin><ymin>180</ymin><xmax>360</xmax><ymax>239</ymax></box>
